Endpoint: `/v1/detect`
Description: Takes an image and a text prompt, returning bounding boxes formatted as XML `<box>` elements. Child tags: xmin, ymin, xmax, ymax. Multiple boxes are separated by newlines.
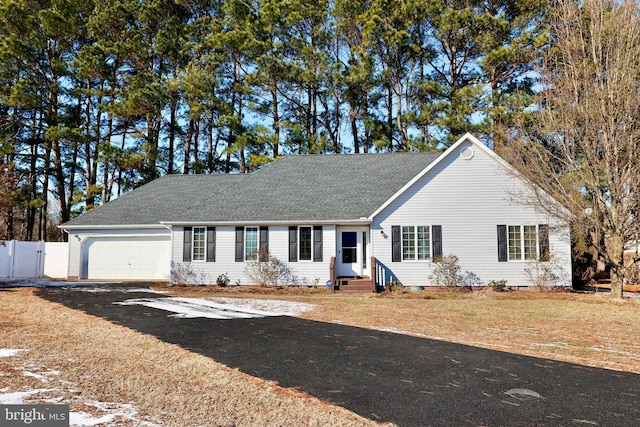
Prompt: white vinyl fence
<box><xmin>0</xmin><ymin>240</ymin><xmax>68</xmax><ymax>279</ymax></box>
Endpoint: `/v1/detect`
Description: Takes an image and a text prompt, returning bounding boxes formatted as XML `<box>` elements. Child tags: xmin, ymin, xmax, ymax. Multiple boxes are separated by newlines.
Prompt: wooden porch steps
<box><xmin>335</xmin><ymin>276</ymin><xmax>376</xmax><ymax>293</ymax></box>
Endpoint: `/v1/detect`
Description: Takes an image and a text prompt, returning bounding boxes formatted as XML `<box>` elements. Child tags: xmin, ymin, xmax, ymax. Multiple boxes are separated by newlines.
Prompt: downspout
<box><xmin>8</xmin><ymin>240</ymin><xmax>15</xmax><ymax>279</ymax></box>
<box><xmin>163</xmin><ymin>224</ymin><xmax>174</xmax><ymax>284</ymax></box>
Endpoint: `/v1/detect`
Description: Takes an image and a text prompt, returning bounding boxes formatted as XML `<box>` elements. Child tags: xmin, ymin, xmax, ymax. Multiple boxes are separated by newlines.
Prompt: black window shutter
<box><xmin>539</xmin><ymin>224</ymin><xmax>550</xmax><ymax>261</ymax></box>
<box><xmin>259</xmin><ymin>226</ymin><xmax>269</xmax><ymax>262</ymax></box>
<box><xmin>183</xmin><ymin>227</ymin><xmax>192</xmax><ymax>262</ymax></box>
<box><xmin>432</xmin><ymin>225</ymin><xmax>442</xmax><ymax>260</ymax></box>
<box><xmin>206</xmin><ymin>227</ymin><xmax>216</xmax><ymax>262</ymax></box>
<box><xmin>497</xmin><ymin>225</ymin><xmax>508</xmax><ymax>262</ymax></box>
<box><xmin>288</xmin><ymin>226</ymin><xmax>297</xmax><ymax>262</ymax></box>
<box><xmin>391</xmin><ymin>226</ymin><xmax>401</xmax><ymax>262</ymax></box>
<box><xmin>313</xmin><ymin>226</ymin><xmax>323</xmax><ymax>262</ymax></box>
<box><xmin>235</xmin><ymin>227</ymin><xmax>244</xmax><ymax>262</ymax></box>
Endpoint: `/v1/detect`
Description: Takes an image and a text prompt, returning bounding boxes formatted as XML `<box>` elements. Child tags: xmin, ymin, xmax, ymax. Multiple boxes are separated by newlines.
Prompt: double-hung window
<box><xmin>245</xmin><ymin>227</ymin><xmax>258</xmax><ymax>261</ymax></box>
<box><xmin>508</xmin><ymin>225</ymin><xmax>538</xmax><ymax>261</ymax></box>
<box><xmin>288</xmin><ymin>226</ymin><xmax>323</xmax><ymax>262</ymax></box>
<box><xmin>402</xmin><ymin>226</ymin><xmax>431</xmax><ymax>261</ymax></box>
<box><xmin>498</xmin><ymin>224</ymin><xmax>549</xmax><ymax>262</ymax></box>
<box><xmin>235</xmin><ymin>226</ymin><xmax>269</xmax><ymax>262</ymax></box>
<box><xmin>392</xmin><ymin>225</ymin><xmax>441</xmax><ymax>262</ymax></box>
<box><xmin>299</xmin><ymin>226</ymin><xmax>312</xmax><ymax>261</ymax></box>
<box><xmin>183</xmin><ymin>226</ymin><xmax>215</xmax><ymax>262</ymax></box>
<box><xmin>192</xmin><ymin>227</ymin><xmax>206</xmax><ymax>261</ymax></box>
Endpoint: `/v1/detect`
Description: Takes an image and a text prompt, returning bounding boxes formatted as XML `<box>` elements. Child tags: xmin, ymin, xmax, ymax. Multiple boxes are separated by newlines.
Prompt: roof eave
<box><xmin>160</xmin><ymin>218</ymin><xmax>372</xmax><ymax>226</ymax></box>
<box><xmin>60</xmin><ymin>224</ymin><xmax>170</xmax><ymax>231</ymax></box>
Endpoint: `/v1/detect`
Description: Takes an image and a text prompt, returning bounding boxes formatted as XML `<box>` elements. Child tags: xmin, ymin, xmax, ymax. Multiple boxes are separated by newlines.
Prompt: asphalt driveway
<box><xmin>37</xmin><ymin>285</ymin><xmax>640</xmax><ymax>426</ymax></box>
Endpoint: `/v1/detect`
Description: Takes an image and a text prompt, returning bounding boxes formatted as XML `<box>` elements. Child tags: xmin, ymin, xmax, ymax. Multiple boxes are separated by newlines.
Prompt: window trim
<box><xmin>401</xmin><ymin>225</ymin><xmax>432</xmax><ymax>262</ymax></box>
<box><xmin>298</xmin><ymin>226</ymin><xmax>313</xmax><ymax>262</ymax></box>
<box><xmin>507</xmin><ymin>224</ymin><xmax>541</xmax><ymax>262</ymax></box>
<box><xmin>192</xmin><ymin>226</ymin><xmax>206</xmax><ymax>262</ymax></box>
<box><xmin>184</xmin><ymin>226</ymin><xmax>215</xmax><ymax>262</ymax></box>
<box><xmin>245</xmin><ymin>226</ymin><xmax>259</xmax><ymax>261</ymax></box>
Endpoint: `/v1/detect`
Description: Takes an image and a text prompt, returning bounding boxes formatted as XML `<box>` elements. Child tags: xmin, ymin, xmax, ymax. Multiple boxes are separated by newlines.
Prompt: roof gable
<box><xmin>368</xmin><ymin>133</ymin><xmax>507</xmax><ymax>219</ymax></box>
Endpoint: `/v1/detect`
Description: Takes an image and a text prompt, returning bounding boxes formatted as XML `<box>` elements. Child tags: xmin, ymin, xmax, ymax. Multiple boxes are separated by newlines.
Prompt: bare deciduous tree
<box><xmin>508</xmin><ymin>0</ymin><xmax>640</xmax><ymax>299</ymax></box>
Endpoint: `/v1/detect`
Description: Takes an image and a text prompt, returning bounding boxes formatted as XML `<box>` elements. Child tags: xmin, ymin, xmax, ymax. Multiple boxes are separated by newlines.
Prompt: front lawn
<box><xmin>2</xmin><ymin>285</ymin><xmax>638</xmax><ymax>426</ymax></box>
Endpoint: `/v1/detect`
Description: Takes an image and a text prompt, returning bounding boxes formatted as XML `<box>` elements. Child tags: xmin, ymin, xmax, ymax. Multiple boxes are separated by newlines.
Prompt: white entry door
<box><xmin>336</xmin><ymin>227</ymin><xmax>369</xmax><ymax>277</ymax></box>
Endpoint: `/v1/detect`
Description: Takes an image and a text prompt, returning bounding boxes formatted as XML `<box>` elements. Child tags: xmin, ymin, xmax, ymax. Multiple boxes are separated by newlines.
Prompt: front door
<box><xmin>337</xmin><ymin>227</ymin><xmax>369</xmax><ymax>277</ymax></box>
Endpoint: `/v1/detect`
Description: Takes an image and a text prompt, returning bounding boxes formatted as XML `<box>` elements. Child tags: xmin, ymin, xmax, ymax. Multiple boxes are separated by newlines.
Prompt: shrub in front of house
<box><xmin>245</xmin><ymin>250</ymin><xmax>299</xmax><ymax>287</ymax></box>
<box><xmin>429</xmin><ymin>254</ymin><xmax>463</xmax><ymax>288</ymax></box>
<box><xmin>384</xmin><ymin>279</ymin><xmax>404</xmax><ymax>293</ymax></box>
<box><xmin>216</xmin><ymin>273</ymin><xmax>230</xmax><ymax>287</ymax></box>
<box><xmin>488</xmin><ymin>279</ymin><xmax>508</xmax><ymax>292</ymax></box>
<box><xmin>524</xmin><ymin>255</ymin><xmax>561</xmax><ymax>291</ymax></box>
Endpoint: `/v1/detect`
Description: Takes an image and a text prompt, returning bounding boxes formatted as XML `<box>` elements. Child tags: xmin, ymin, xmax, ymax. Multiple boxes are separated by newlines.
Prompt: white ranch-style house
<box><xmin>61</xmin><ymin>134</ymin><xmax>572</xmax><ymax>291</ymax></box>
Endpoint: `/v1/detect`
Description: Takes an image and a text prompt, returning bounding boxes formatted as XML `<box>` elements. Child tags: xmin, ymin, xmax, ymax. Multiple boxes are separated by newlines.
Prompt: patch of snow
<box><xmin>376</xmin><ymin>326</ymin><xmax>429</xmax><ymax>338</ymax></box>
<box><xmin>70</xmin><ymin>410</ymin><xmax>120</xmax><ymax>426</ymax></box>
<box><xmin>124</xmin><ymin>288</ymin><xmax>166</xmax><ymax>294</ymax></box>
<box><xmin>0</xmin><ymin>389</ymin><xmax>55</xmax><ymax>404</ymax></box>
<box><xmin>70</xmin><ymin>286</ymin><xmax>165</xmax><ymax>294</ymax></box>
<box><xmin>209</xmin><ymin>297</ymin><xmax>316</xmax><ymax>316</ymax></box>
<box><xmin>1</xmin><ymin>351</ymin><xmax>161</xmax><ymax>427</ymax></box>
<box><xmin>116</xmin><ymin>296</ymin><xmax>316</xmax><ymax>319</ymax></box>
<box><xmin>70</xmin><ymin>401</ymin><xmax>161</xmax><ymax>427</ymax></box>
<box><xmin>23</xmin><ymin>370</ymin><xmax>60</xmax><ymax>382</ymax></box>
<box><xmin>0</xmin><ymin>349</ymin><xmax>26</xmax><ymax>357</ymax></box>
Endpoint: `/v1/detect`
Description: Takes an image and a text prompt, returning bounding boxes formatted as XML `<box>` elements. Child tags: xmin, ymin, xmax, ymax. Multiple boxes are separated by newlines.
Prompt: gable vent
<box><xmin>460</xmin><ymin>147</ymin><xmax>474</xmax><ymax>160</ymax></box>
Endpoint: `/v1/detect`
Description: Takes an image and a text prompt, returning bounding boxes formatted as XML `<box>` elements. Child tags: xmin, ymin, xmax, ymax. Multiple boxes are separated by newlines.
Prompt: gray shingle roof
<box><xmin>62</xmin><ymin>152</ymin><xmax>441</xmax><ymax>227</ymax></box>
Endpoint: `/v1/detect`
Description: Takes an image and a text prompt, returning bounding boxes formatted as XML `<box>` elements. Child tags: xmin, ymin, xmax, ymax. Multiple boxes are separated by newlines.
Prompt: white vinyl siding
<box><xmin>372</xmin><ymin>140</ymin><xmax>571</xmax><ymax>287</ymax></box>
<box><xmin>171</xmin><ymin>225</ymin><xmax>335</xmax><ymax>286</ymax></box>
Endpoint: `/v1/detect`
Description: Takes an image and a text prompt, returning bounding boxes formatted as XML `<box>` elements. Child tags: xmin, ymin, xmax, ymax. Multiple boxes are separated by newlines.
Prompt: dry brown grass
<box><xmin>0</xmin><ymin>288</ymin><xmax>384</xmax><ymax>427</ymax></box>
<box><xmin>3</xmin><ymin>285</ymin><xmax>640</xmax><ymax>426</ymax></box>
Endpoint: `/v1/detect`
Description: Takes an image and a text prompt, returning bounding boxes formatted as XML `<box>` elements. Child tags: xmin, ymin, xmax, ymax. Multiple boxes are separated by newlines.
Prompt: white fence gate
<box><xmin>0</xmin><ymin>240</ymin><xmax>68</xmax><ymax>279</ymax></box>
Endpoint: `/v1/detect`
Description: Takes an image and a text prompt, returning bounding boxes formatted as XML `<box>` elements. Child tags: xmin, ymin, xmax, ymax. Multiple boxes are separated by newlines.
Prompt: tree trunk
<box><xmin>168</xmin><ymin>95</ymin><xmax>177</xmax><ymax>174</ymax></box>
<box><xmin>26</xmin><ymin>117</ymin><xmax>39</xmax><ymax>241</ymax></box>
<box><xmin>271</xmin><ymin>84</ymin><xmax>280</xmax><ymax>158</ymax></box>
<box><xmin>207</xmin><ymin>117</ymin><xmax>214</xmax><ymax>173</ymax></box>
<box><xmin>387</xmin><ymin>84</ymin><xmax>393</xmax><ymax>151</ymax></box>
<box><xmin>193</xmin><ymin>120</ymin><xmax>200</xmax><ymax>173</ymax></box>
<box><xmin>184</xmin><ymin>119</ymin><xmax>193</xmax><ymax>174</ymax></box>
<box><xmin>350</xmin><ymin>103</ymin><xmax>360</xmax><ymax>154</ymax></box>
<box><xmin>608</xmin><ymin>233</ymin><xmax>625</xmax><ymax>299</ymax></box>
<box><xmin>102</xmin><ymin>113</ymin><xmax>114</xmax><ymax>204</ymax></box>
<box><xmin>396</xmin><ymin>82</ymin><xmax>408</xmax><ymax>151</ymax></box>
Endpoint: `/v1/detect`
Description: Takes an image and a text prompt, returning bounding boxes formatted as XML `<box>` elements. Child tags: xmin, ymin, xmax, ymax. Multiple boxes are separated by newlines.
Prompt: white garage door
<box><xmin>85</xmin><ymin>236</ymin><xmax>171</xmax><ymax>280</ymax></box>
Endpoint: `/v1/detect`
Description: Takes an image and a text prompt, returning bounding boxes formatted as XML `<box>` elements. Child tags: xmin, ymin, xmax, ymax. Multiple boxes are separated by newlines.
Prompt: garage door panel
<box><xmin>85</xmin><ymin>237</ymin><xmax>170</xmax><ymax>280</ymax></box>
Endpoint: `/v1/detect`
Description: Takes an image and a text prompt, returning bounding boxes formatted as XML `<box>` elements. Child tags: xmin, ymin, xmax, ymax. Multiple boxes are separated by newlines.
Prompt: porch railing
<box><xmin>329</xmin><ymin>256</ymin><xmax>336</xmax><ymax>289</ymax></box>
<box><xmin>373</xmin><ymin>257</ymin><xmax>398</xmax><ymax>291</ymax></box>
